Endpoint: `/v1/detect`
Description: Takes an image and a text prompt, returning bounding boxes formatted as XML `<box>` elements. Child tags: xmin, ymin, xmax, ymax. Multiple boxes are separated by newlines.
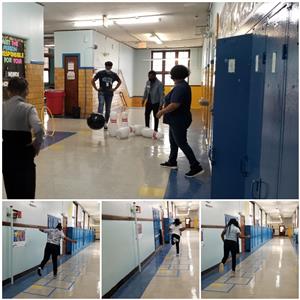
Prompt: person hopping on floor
<box><xmin>170</xmin><ymin>218</ymin><xmax>185</xmax><ymax>255</ymax></box>
<box><xmin>37</xmin><ymin>223</ymin><xmax>77</xmax><ymax>278</ymax></box>
<box><xmin>219</xmin><ymin>218</ymin><xmax>250</xmax><ymax>274</ymax></box>
<box><xmin>156</xmin><ymin>65</ymin><xmax>204</xmax><ymax>177</ymax></box>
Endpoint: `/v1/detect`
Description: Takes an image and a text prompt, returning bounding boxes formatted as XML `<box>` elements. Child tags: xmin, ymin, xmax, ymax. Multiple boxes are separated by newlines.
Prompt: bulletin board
<box><xmin>2</xmin><ymin>34</ymin><xmax>25</xmax><ymax>99</ymax></box>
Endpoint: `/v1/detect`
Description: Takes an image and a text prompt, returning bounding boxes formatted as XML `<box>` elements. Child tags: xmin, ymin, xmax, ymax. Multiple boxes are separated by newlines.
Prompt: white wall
<box><xmin>102</xmin><ymin>201</ymin><xmax>164</xmax><ymax>295</ymax></box>
<box><xmin>54</xmin><ymin>30</ymin><xmax>94</xmax><ymax>68</ymax></box>
<box><xmin>2</xmin><ymin>2</ymin><xmax>44</xmax><ymax>63</ymax></box>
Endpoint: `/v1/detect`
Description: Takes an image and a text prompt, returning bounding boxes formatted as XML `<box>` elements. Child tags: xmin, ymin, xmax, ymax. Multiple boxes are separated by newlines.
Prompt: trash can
<box><xmin>45</xmin><ymin>90</ymin><xmax>65</xmax><ymax>115</ymax></box>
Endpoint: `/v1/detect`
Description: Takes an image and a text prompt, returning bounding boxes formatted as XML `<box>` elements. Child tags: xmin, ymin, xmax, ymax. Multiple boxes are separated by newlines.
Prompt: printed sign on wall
<box><xmin>13</xmin><ymin>229</ymin><xmax>26</xmax><ymax>247</ymax></box>
<box><xmin>2</xmin><ymin>34</ymin><xmax>25</xmax><ymax>99</ymax></box>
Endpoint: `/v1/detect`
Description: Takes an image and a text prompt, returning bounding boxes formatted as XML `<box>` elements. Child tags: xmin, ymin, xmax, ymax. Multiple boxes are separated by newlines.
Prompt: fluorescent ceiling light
<box><xmin>115</xmin><ymin>16</ymin><xmax>161</xmax><ymax>25</ymax></box>
<box><xmin>45</xmin><ymin>44</ymin><xmax>55</xmax><ymax>47</ymax></box>
<box><xmin>74</xmin><ymin>20</ymin><xmax>102</xmax><ymax>27</ymax></box>
<box><xmin>148</xmin><ymin>33</ymin><xmax>163</xmax><ymax>44</ymax></box>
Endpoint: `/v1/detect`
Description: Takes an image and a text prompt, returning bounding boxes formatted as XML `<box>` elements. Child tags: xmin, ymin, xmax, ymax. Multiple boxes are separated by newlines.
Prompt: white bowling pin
<box><xmin>121</xmin><ymin>111</ymin><xmax>128</xmax><ymax>127</ymax></box>
<box><xmin>116</xmin><ymin>126</ymin><xmax>130</xmax><ymax>139</ymax></box>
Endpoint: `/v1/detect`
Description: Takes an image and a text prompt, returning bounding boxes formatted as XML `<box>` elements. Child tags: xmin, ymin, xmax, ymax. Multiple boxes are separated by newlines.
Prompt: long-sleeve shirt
<box><xmin>3</xmin><ymin>95</ymin><xmax>44</xmax><ymax>169</ymax></box>
<box><xmin>143</xmin><ymin>79</ymin><xmax>164</xmax><ymax>106</ymax></box>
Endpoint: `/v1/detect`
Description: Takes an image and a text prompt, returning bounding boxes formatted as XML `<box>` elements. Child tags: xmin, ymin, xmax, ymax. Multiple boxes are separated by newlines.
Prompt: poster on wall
<box><xmin>13</xmin><ymin>229</ymin><xmax>26</xmax><ymax>247</ymax></box>
<box><xmin>2</xmin><ymin>34</ymin><xmax>25</xmax><ymax>100</ymax></box>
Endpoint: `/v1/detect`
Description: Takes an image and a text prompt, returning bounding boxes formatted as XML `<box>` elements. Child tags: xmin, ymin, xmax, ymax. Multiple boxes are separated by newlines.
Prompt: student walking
<box><xmin>219</xmin><ymin>218</ymin><xmax>250</xmax><ymax>273</ymax></box>
<box><xmin>37</xmin><ymin>223</ymin><xmax>77</xmax><ymax>277</ymax></box>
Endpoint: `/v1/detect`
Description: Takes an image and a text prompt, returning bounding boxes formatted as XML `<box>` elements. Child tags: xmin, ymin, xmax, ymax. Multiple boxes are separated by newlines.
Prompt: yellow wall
<box><xmin>25</xmin><ymin>63</ymin><xmax>44</xmax><ymax>113</ymax></box>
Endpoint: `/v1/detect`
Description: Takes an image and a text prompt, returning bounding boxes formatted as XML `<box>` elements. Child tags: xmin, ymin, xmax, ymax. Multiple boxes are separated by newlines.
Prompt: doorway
<box><xmin>240</xmin><ymin>215</ymin><xmax>246</xmax><ymax>252</ymax></box>
<box><xmin>63</xmin><ymin>216</ymin><xmax>68</xmax><ymax>255</ymax></box>
<box><xmin>64</xmin><ymin>55</ymin><xmax>79</xmax><ymax>116</ymax></box>
<box><xmin>279</xmin><ymin>225</ymin><xmax>286</xmax><ymax>236</ymax></box>
<box><xmin>185</xmin><ymin>218</ymin><xmax>191</xmax><ymax>228</ymax></box>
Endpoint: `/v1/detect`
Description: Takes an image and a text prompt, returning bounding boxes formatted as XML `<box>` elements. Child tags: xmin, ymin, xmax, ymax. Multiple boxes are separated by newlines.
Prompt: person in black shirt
<box><xmin>91</xmin><ymin>61</ymin><xmax>122</xmax><ymax>129</ymax></box>
<box><xmin>156</xmin><ymin>65</ymin><xmax>204</xmax><ymax>177</ymax></box>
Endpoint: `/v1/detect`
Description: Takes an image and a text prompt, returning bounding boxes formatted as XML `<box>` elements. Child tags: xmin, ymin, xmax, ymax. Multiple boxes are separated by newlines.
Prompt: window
<box><xmin>151</xmin><ymin>50</ymin><xmax>190</xmax><ymax>86</ymax></box>
<box><xmin>44</xmin><ymin>47</ymin><xmax>54</xmax><ymax>86</ymax></box>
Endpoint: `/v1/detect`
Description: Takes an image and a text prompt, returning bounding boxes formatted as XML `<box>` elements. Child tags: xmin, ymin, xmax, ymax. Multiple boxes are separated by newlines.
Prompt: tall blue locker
<box><xmin>211</xmin><ymin>33</ymin><xmax>266</xmax><ymax>198</ymax></box>
<box><xmin>277</xmin><ymin>3</ymin><xmax>299</xmax><ymax>198</ymax></box>
<box><xmin>152</xmin><ymin>208</ymin><xmax>161</xmax><ymax>249</ymax></box>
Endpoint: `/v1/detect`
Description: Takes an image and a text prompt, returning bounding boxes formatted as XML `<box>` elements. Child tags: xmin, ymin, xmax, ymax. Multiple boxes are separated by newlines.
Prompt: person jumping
<box><xmin>170</xmin><ymin>218</ymin><xmax>185</xmax><ymax>255</ymax></box>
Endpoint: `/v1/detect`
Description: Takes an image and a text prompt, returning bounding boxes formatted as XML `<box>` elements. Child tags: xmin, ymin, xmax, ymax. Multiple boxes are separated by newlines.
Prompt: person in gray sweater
<box><xmin>142</xmin><ymin>71</ymin><xmax>164</xmax><ymax>132</ymax></box>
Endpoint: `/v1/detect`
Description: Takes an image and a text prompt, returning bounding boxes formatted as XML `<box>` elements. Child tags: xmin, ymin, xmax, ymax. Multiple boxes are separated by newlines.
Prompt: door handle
<box><xmin>251</xmin><ymin>180</ymin><xmax>260</xmax><ymax>199</ymax></box>
<box><xmin>240</xmin><ymin>156</ymin><xmax>248</xmax><ymax>177</ymax></box>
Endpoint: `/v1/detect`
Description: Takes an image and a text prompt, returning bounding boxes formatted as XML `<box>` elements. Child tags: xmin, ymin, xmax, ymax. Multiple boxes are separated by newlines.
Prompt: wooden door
<box><xmin>64</xmin><ymin>55</ymin><xmax>79</xmax><ymax>116</ymax></box>
<box><xmin>63</xmin><ymin>216</ymin><xmax>68</xmax><ymax>255</ymax></box>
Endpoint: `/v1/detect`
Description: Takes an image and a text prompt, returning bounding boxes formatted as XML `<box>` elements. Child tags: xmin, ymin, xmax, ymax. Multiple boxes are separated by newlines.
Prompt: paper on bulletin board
<box><xmin>67</xmin><ymin>71</ymin><xmax>75</xmax><ymax>80</ymax></box>
<box><xmin>13</xmin><ymin>229</ymin><xmax>26</xmax><ymax>247</ymax></box>
<box><xmin>137</xmin><ymin>222</ymin><xmax>143</xmax><ymax>239</ymax></box>
<box><xmin>68</xmin><ymin>62</ymin><xmax>74</xmax><ymax>70</ymax></box>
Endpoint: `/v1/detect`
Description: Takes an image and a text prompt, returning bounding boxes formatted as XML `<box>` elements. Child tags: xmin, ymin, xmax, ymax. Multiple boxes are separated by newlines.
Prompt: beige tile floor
<box><xmin>142</xmin><ymin>229</ymin><xmax>199</xmax><ymax>299</ymax></box>
<box><xmin>2</xmin><ymin>108</ymin><xmax>207</xmax><ymax>199</ymax></box>
<box><xmin>15</xmin><ymin>241</ymin><xmax>100</xmax><ymax>299</ymax></box>
<box><xmin>202</xmin><ymin>237</ymin><xmax>298</xmax><ymax>298</ymax></box>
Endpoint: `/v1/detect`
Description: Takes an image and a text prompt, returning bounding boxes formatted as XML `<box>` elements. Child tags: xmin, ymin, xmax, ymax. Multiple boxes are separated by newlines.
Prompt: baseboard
<box><xmin>102</xmin><ymin>249</ymin><xmax>158</xmax><ymax>298</ymax></box>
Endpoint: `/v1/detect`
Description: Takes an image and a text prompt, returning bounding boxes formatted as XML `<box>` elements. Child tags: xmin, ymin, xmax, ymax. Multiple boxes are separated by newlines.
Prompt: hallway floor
<box><xmin>9</xmin><ymin>242</ymin><xmax>100</xmax><ymax>299</ymax></box>
<box><xmin>2</xmin><ymin>109</ymin><xmax>210</xmax><ymax>199</ymax></box>
<box><xmin>202</xmin><ymin>238</ymin><xmax>298</xmax><ymax>298</ymax></box>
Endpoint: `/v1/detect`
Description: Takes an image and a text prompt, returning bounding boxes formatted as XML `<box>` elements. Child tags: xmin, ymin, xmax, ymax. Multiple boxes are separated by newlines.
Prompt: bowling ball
<box><xmin>87</xmin><ymin>113</ymin><xmax>105</xmax><ymax>130</ymax></box>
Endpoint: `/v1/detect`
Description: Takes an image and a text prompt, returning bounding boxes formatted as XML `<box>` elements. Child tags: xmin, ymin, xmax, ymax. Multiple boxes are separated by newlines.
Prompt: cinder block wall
<box><xmin>25</xmin><ymin>63</ymin><xmax>44</xmax><ymax>114</ymax></box>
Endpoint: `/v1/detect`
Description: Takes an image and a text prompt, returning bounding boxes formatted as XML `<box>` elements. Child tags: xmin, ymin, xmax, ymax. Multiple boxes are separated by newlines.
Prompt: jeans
<box><xmin>98</xmin><ymin>92</ymin><xmax>113</xmax><ymax>123</ymax></box>
<box><xmin>171</xmin><ymin>233</ymin><xmax>181</xmax><ymax>254</ymax></box>
<box><xmin>221</xmin><ymin>240</ymin><xmax>238</xmax><ymax>271</ymax></box>
<box><xmin>145</xmin><ymin>101</ymin><xmax>160</xmax><ymax>131</ymax></box>
<box><xmin>168</xmin><ymin>124</ymin><xmax>200</xmax><ymax>169</ymax></box>
<box><xmin>40</xmin><ymin>242</ymin><xmax>60</xmax><ymax>275</ymax></box>
<box><xmin>3</xmin><ymin>164</ymin><xmax>36</xmax><ymax>199</ymax></box>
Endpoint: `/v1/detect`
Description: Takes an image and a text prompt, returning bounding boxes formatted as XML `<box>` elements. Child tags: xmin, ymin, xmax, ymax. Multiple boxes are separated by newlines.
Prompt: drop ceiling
<box><xmin>256</xmin><ymin>201</ymin><xmax>298</xmax><ymax>219</ymax></box>
<box><xmin>42</xmin><ymin>2</ymin><xmax>210</xmax><ymax>49</ymax></box>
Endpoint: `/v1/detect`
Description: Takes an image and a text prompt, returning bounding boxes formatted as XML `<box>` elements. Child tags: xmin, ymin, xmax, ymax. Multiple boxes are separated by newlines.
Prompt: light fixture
<box><xmin>45</xmin><ymin>44</ymin><xmax>55</xmax><ymax>47</ymax></box>
<box><xmin>114</xmin><ymin>16</ymin><xmax>161</xmax><ymax>25</ymax></box>
<box><xmin>148</xmin><ymin>33</ymin><xmax>163</xmax><ymax>44</ymax></box>
<box><xmin>74</xmin><ymin>20</ymin><xmax>102</xmax><ymax>27</ymax></box>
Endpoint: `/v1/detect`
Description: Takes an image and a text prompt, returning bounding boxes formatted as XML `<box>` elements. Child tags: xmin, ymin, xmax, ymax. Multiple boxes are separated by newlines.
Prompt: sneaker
<box><xmin>53</xmin><ymin>274</ymin><xmax>57</xmax><ymax>278</ymax></box>
<box><xmin>173</xmin><ymin>238</ymin><xmax>179</xmax><ymax>243</ymax></box>
<box><xmin>219</xmin><ymin>263</ymin><xmax>224</xmax><ymax>273</ymax></box>
<box><xmin>37</xmin><ymin>267</ymin><xmax>42</xmax><ymax>277</ymax></box>
<box><xmin>104</xmin><ymin>123</ymin><xmax>108</xmax><ymax>130</ymax></box>
<box><xmin>160</xmin><ymin>162</ymin><xmax>178</xmax><ymax>169</ymax></box>
<box><xmin>185</xmin><ymin>165</ymin><xmax>204</xmax><ymax>178</ymax></box>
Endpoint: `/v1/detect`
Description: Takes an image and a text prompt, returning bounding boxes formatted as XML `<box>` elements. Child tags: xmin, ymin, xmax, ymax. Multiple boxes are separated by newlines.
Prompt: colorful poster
<box><xmin>2</xmin><ymin>34</ymin><xmax>25</xmax><ymax>100</ymax></box>
<box><xmin>13</xmin><ymin>229</ymin><xmax>26</xmax><ymax>247</ymax></box>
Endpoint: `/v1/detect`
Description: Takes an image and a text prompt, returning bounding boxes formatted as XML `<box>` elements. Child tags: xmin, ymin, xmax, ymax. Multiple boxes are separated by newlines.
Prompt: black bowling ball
<box><xmin>87</xmin><ymin>113</ymin><xmax>105</xmax><ymax>130</ymax></box>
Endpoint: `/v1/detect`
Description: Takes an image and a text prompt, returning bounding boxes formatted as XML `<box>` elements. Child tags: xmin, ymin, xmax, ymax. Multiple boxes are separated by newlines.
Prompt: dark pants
<box><xmin>168</xmin><ymin>125</ymin><xmax>200</xmax><ymax>168</ymax></box>
<box><xmin>98</xmin><ymin>92</ymin><xmax>113</xmax><ymax>122</ymax></box>
<box><xmin>40</xmin><ymin>242</ymin><xmax>60</xmax><ymax>275</ymax></box>
<box><xmin>222</xmin><ymin>240</ymin><xmax>238</xmax><ymax>271</ymax></box>
<box><xmin>171</xmin><ymin>233</ymin><xmax>181</xmax><ymax>254</ymax></box>
<box><xmin>3</xmin><ymin>165</ymin><xmax>36</xmax><ymax>199</ymax></box>
<box><xmin>145</xmin><ymin>101</ymin><xmax>160</xmax><ymax>131</ymax></box>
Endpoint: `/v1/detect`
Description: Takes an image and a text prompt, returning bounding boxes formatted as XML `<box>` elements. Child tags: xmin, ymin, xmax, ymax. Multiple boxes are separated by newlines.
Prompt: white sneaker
<box><xmin>219</xmin><ymin>263</ymin><xmax>224</xmax><ymax>273</ymax></box>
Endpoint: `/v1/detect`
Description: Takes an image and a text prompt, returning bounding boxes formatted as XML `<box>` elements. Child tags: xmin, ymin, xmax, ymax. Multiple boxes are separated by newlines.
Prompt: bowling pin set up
<box><xmin>108</xmin><ymin>111</ymin><xmax>164</xmax><ymax>140</ymax></box>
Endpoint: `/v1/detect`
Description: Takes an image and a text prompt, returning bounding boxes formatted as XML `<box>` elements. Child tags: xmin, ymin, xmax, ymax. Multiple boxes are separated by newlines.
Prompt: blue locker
<box><xmin>211</xmin><ymin>33</ymin><xmax>267</xmax><ymax>198</ymax></box>
<box><xmin>163</xmin><ymin>218</ymin><xmax>171</xmax><ymax>243</ymax></box>
<box><xmin>277</xmin><ymin>3</ymin><xmax>299</xmax><ymax>197</ymax></box>
<box><xmin>152</xmin><ymin>208</ymin><xmax>161</xmax><ymax>249</ymax></box>
<box><xmin>211</xmin><ymin>4</ymin><xmax>298</xmax><ymax>199</ymax></box>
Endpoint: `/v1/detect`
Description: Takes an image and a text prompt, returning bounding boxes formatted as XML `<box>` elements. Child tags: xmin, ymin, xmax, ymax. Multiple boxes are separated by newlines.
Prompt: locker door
<box><xmin>278</xmin><ymin>3</ymin><xmax>299</xmax><ymax>198</ymax></box>
<box><xmin>259</xmin><ymin>6</ymin><xmax>289</xmax><ymax>198</ymax></box>
<box><xmin>211</xmin><ymin>35</ymin><xmax>252</xmax><ymax>199</ymax></box>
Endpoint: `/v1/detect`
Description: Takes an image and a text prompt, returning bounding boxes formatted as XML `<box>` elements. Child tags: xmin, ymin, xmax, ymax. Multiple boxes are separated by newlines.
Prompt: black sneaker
<box><xmin>37</xmin><ymin>267</ymin><xmax>42</xmax><ymax>277</ymax></box>
<box><xmin>185</xmin><ymin>165</ymin><xmax>204</xmax><ymax>177</ymax></box>
<box><xmin>160</xmin><ymin>162</ymin><xmax>178</xmax><ymax>169</ymax></box>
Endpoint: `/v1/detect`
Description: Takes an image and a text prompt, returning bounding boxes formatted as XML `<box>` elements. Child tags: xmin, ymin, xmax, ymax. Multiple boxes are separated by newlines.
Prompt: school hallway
<box><xmin>10</xmin><ymin>242</ymin><xmax>100</xmax><ymax>299</ymax></box>
<box><xmin>2</xmin><ymin>2</ymin><xmax>298</xmax><ymax>200</ymax></box>
<box><xmin>202</xmin><ymin>237</ymin><xmax>298</xmax><ymax>298</ymax></box>
<box><xmin>9</xmin><ymin>109</ymin><xmax>210</xmax><ymax>199</ymax></box>
<box><xmin>141</xmin><ymin>230</ymin><xmax>199</xmax><ymax>299</ymax></box>
<box><xmin>102</xmin><ymin>201</ymin><xmax>199</xmax><ymax>299</ymax></box>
